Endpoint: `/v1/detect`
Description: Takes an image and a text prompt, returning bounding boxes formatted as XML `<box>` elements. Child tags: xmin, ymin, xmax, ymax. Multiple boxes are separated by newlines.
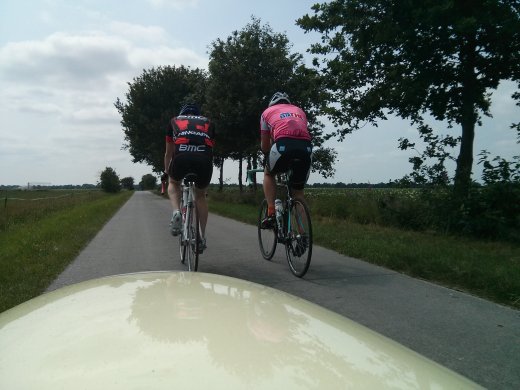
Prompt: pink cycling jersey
<box><xmin>260</xmin><ymin>103</ymin><xmax>311</xmax><ymax>142</ymax></box>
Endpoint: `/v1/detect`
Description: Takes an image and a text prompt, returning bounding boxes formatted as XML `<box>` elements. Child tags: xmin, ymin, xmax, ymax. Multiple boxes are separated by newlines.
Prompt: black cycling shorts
<box><xmin>169</xmin><ymin>149</ymin><xmax>213</xmax><ymax>189</ymax></box>
<box><xmin>267</xmin><ymin>138</ymin><xmax>312</xmax><ymax>190</ymax></box>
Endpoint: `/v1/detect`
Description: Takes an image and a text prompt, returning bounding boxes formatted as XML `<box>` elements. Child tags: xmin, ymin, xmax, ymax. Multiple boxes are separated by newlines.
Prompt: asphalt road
<box><xmin>47</xmin><ymin>191</ymin><xmax>520</xmax><ymax>389</ymax></box>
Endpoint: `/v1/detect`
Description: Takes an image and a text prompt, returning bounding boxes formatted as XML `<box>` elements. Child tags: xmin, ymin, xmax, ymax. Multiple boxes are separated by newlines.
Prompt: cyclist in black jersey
<box><xmin>164</xmin><ymin>103</ymin><xmax>215</xmax><ymax>252</ymax></box>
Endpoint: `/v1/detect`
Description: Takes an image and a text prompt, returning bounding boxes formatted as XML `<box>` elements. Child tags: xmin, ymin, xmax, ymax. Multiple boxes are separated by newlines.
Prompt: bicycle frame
<box><xmin>246</xmin><ymin>168</ymin><xmax>294</xmax><ymax>239</ymax></box>
<box><xmin>275</xmin><ymin>173</ymin><xmax>292</xmax><ymax>241</ymax></box>
<box><xmin>181</xmin><ymin>182</ymin><xmax>194</xmax><ymax>242</ymax></box>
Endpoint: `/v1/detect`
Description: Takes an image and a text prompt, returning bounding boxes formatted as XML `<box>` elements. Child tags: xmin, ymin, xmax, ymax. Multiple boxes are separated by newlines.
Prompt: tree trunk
<box><xmin>252</xmin><ymin>155</ymin><xmax>258</xmax><ymax>191</ymax></box>
<box><xmin>246</xmin><ymin>155</ymin><xmax>260</xmax><ymax>190</ymax></box>
<box><xmin>454</xmin><ymin>31</ymin><xmax>478</xmax><ymax>200</ymax></box>
<box><xmin>454</xmin><ymin>122</ymin><xmax>475</xmax><ymax>199</ymax></box>
<box><xmin>219</xmin><ymin>159</ymin><xmax>224</xmax><ymax>192</ymax></box>
<box><xmin>238</xmin><ymin>156</ymin><xmax>243</xmax><ymax>192</ymax></box>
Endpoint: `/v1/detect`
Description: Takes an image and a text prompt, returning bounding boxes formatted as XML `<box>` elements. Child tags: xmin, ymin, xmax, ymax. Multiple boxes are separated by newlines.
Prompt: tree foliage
<box><xmin>298</xmin><ymin>0</ymin><xmax>520</xmax><ymax>198</ymax></box>
<box><xmin>115</xmin><ymin>65</ymin><xmax>207</xmax><ymax>173</ymax></box>
<box><xmin>140</xmin><ymin>174</ymin><xmax>157</xmax><ymax>190</ymax></box>
<box><xmin>479</xmin><ymin>151</ymin><xmax>520</xmax><ymax>185</ymax></box>
<box><xmin>99</xmin><ymin>167</ymin><xmax>121</xmax><ymax>193</ymax></box>
<box><xmin>397</xmin><ymin>124</ymin><xmax>460</xmax><ymax>186</ymax></box>
<box><xmin>115</xmin><ymin>21</ymin><xmax>339</xmax><ymax>188</ymax></box>
<box><xmin>120</xmin><ymin>176</ymin><xmax>135</xmax><ymax>190</ymax></box>
<box><xmin>206</xmin><ymin>17</ymin><xmax>337</xmax><ymax>189</ymax></box>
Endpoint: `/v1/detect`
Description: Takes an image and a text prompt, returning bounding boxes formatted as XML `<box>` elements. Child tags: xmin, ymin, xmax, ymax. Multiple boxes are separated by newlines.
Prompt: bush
<box><xmin>455</xmin><ymin>184</ymin><xmax>520</xmax><ymax>241</ymax></box>
<box><xmin>211</xmin><ymin>182</ymin><xmax>520</xmax><ymax>243</ymax></box>
<box><xmin>140</xmin><ymin>174</ymin><xmax>157</xmax><ymax>190</ymax></box>
<box><xmin>120</xmin><ymin>177</ymin><xmax>135</xmax><ymax>190</ymax></box>
<box><xmin>99</xmin><ymin>167</ymin><xmax>121</xmax><ymax>193</ymax></box>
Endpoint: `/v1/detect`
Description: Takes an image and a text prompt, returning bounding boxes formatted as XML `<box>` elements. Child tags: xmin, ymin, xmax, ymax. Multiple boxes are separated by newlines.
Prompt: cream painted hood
<box><xmin>0</xmin><ymin>272</ymin><xmax>481</xmax><ymax>389</ymax></box>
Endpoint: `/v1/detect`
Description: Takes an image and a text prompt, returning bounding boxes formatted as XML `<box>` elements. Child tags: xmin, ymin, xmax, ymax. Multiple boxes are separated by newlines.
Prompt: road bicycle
<box><xmin>247</xmin><ymin>167</ymin><xmax>313</xmax><ymax>277</ymax></box>
<box><xmin>178</xmin><ymin>174</ymin><xmax>201</xmax><ymax>271</ymax></box>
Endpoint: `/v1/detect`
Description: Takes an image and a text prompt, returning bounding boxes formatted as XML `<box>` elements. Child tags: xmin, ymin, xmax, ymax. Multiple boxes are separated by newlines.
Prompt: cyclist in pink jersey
<box><xmin>260</xmin><ymin>92</ymin><xmax>313</xmax><ymax>227</ymax></box>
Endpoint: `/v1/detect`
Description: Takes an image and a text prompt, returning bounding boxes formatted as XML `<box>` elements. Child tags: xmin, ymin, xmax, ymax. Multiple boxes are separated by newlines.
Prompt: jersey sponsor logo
<box><xmin>178</xmin><ymin>130</ymin><xmax>211</xmax><ymax>139</ymax></box>
<box><xmin>178</xmin><ymin>115</ymin><xmax>203</xmax><ymax>119</ymax></box>
<box><xmin>279</xmin><ymin>112</ymin><xmax>304</xmax><ymax>120</ymax></box>
<box><xmin>179</xmin><ymin>144</ymin><xmax>206</xmax><ymax>152</ymax></box>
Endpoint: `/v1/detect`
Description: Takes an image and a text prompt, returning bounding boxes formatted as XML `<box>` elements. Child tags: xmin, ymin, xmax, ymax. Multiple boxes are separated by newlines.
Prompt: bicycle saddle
<box><xmin>183</xmin><ymin>173</ymin><xmax>199</xmax><ymax>185</ymax></box>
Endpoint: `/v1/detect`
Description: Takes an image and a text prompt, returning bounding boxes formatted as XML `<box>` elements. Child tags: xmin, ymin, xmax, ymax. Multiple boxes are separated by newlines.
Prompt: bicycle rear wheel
<box><xmin>257</xmin><ymin>199</ymin><xmax>277</xmax><ymax>260</ymax></box>
<box><xmin>185</xmin><ymin>204</ymin><xmax>199</xmax><ymax>271</ymax></box>
<box><xmin>285</xmin><ymin>199</ymin><xmax>312</xmax><ymax>277</ymax></box>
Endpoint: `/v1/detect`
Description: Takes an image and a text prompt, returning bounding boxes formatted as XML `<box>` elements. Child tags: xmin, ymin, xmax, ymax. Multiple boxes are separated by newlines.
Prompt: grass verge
<box><xmin>0</xmin><ymin>191</ymin><xmax>132</xmax><ymax>313</ymax></box>
<box><xmin>209</xmin><ymin>198</ymin><xmax>520</xmax><ymax>310</ymax></box>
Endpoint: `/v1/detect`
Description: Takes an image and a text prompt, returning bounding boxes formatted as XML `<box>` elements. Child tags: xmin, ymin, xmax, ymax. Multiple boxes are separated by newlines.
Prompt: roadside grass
<box><xmin>0</xmin><ymin>191</ymin><xmax>132</xmax><ymax>313</ymax></box>
<box><xmin>209</xmin><ymin>197</ymin><xmax>520</xmax><ymax>310</ymax></box>
<box><xmin>1</xmin><ymin>190</ymin><xmax>104</xmax><ymax>230</ymax></box>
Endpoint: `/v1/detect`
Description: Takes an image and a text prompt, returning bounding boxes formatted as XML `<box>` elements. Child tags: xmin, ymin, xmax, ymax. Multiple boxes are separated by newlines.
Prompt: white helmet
<box><xmin>268</xmin><ymin>92</ymin><xmax>290</xmax><ymax>107</ymax></box>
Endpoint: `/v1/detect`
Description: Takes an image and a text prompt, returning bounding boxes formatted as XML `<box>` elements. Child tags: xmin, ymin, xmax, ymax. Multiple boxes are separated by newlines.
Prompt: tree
<box><xmin>115</xmin><ymin>65</ymin><xmax>208</xmax><ymax>173</ymax></box>
<box><xmin>140</xmin><ymin>174</ymin><xmax>157</xmax><ymax>190</ymax></box>
<box><xmin>397</xmin><ymin>124</ymin><xmax>459</xmax><ymax>186</ymax></box>
<box><xmin>99</xmin><ymin>167</ymin><xmax>121</xmax><ymax>193</ymax></box>
<box><xmin>120</xmin><ymin>176</ymin><xmax>135</xmax><ymax>190</ymax></box>
<box><xmin>206</xmin><ymin>17</ymin><xmax>337</xmax><ymax>190</ymax></box>
<box><xmin>298</xmin><ymin>0</ymin><xmax>520</xmax><ymax>198</ymax></box>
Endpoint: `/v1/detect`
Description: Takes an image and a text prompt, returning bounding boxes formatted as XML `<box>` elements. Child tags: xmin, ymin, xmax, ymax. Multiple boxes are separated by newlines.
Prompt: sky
<box><xmin>0</xmin><ymin>0</ymin><xmax>518</xmax><ymax>186</ymax></box>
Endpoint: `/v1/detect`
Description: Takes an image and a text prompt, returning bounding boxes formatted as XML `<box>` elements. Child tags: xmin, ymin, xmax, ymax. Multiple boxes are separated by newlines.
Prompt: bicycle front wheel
<box><xmin>285</xmin><ymin>199</ymin><xmax>312</xmax><ymax>277</ymax></box>
<box><xmin>257</xmin><ymin>199</ymin><xmax>277</xmax><ymax>260</ymax></box>
<box><xmin>185</xmin><ymin>204</ymin><xmax>199</xmax><ymax>271</ymax></box>
<box><xmin>179</xmin><ymin>233</ymin><xmax>187</xmax><ymax>264</ymax></box>
<box><xmin>179</xmin><ymin>204</ymin><xmax>187</xmax><ymax>264</ymax></box>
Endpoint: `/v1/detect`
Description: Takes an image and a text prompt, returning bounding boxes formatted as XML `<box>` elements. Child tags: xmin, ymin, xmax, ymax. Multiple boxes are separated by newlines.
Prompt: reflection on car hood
<box><xmin>0</xmin><ymin>272</ymin><xmax>480</xmax><ymax>389</ymax></box>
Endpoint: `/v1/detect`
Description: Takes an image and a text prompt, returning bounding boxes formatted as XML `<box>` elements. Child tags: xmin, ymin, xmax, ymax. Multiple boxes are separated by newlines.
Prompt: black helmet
<box><xmin>268</xmin><ymin>92</ymin><xmax>290</xmax><ymax>107</ymax></box>
<box><xmin>179</xmin><ymin>103</ymin><xmax>200</xmax><ymax>116</ymax></box>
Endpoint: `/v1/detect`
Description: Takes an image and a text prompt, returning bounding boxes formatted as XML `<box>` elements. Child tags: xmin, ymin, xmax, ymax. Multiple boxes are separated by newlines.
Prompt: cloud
<box><xmin>109</xmin><ymin>22</ymin><xmax>168</xmax><ymax>44</ymax></box>
<box><xmin>0</xmin><ymin>21</ymin><xmax>209</xmax><ymax>185</ymax></box>
<box><xmin>0</xmin><ymin>134</ymin><xmax>25</xmax><ymax>157</ymax></box>
<box><xmin>66</xmin><ymin>105</ymin><xmax>120</xmax><ymax>124</ymax></box>
<box><xmin>0</xmin><ymin>32</ymin><xmax>132</xmax><ymax>88</ymax></box>
<box><xmin>0</xmin><ymin>27</ymin><xmax>207</xmax><ymax>90</ymax></box>
<box><xmin>146</xmin><ymin>0</ymin><xmax>199</xmax><ymax>9</ymax></box>
<box><xmin>24</xmin><ymin>102</ymin><xmax>63</xmax><ymax>116</ymax></box>
<box><xmin>0</xmin><ymin>24</ymin><xmax>208</xmax><ymax>116</ymax></box>
<box><xmin>129</xmin><ymin>46</ymin><xmax>208</xmax><ymax>69</ymax></box>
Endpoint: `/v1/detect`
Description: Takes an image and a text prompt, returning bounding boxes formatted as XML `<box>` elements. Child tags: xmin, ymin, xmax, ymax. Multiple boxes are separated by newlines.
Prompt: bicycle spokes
<box><xmin>289</xmin><ymin>233</ymin><xmax>309</xmax><ymax>256</ymax></box>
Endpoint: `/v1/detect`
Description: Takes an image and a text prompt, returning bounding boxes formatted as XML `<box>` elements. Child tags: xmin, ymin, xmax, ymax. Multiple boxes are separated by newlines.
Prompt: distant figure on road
<box><xmin>160</xmin><ymin>172</ymin><xmax>168</xmax><ymax>195</ymax></box>
<box><xmin>164</xmin><ymin>103</ymin><xmax>215</xmax><ymax>253</ymax></box>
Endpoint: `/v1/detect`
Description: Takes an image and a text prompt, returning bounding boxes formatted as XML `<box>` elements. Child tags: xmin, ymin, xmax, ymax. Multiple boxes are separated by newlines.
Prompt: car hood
<box><xmin>0</xmin><ymin>272</ymin><xmax>480</xmax><ymax>389</ymax></box>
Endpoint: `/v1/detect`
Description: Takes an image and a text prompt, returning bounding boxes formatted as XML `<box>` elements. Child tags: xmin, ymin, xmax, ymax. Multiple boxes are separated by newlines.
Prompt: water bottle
<box><xmin>275</xmin><ymin>199</ymin><xmax>283</xmax><ymax>230</ymax></box>
<box><xmin>181</xmin><ymin>205</ymin><xmax>187</xmax><ymax>223</ymax></box>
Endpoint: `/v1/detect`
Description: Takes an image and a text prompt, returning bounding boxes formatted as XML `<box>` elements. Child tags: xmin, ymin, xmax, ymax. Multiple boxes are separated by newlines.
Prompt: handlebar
<box><xmin>246</xmin><ymin>169</ymin><xmax>264</xmax><ymax>183</ymax></box>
